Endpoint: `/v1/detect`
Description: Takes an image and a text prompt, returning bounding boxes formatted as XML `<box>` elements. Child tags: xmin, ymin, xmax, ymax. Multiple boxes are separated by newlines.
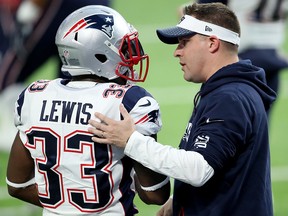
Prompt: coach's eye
<box><xmin>178</xmin><ymin>39</ymin><xmax>187</xmax><ymax>48</ymax></box>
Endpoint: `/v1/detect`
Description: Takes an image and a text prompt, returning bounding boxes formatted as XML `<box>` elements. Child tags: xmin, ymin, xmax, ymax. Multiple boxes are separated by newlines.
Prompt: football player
<box><xmin>6</xmin><ymin>5</ymin><xmax>170</xmax><ymax>215</ymax></box>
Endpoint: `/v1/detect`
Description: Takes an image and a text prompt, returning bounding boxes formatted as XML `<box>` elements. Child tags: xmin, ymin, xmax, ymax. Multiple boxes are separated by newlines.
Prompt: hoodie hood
<box><xmin>200</xmin><ymin>60</ymin><xmax>276</xmax><ymax>111</ymax></box>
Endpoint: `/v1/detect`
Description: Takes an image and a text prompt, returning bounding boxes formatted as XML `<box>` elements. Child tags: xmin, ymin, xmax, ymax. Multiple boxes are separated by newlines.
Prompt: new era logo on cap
<box><xmin>178</xmin><ymin>15</ymin><xmax>186</xmax><ymax>24</ymax></box>
<box><xmin>205</xmin><ymin>25</ymin><xmax>212</xmax><ymax>32</ymax></box>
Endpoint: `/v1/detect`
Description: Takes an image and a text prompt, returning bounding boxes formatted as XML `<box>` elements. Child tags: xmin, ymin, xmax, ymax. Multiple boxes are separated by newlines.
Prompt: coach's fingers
<box><xmin>88</xmin><ymin>119</ymin><xmax>103</xmax><ymax>133</ymax></box>
<box><xmin>88</xmin><ymin>118</ymin><xmax>99</xmax><ymax>128</ymax></box>
<box><xmin>120</xmin><ymin>104</ymin><xmax>136</xmax><ymax>129</ymax></box>
<box><xmin>156</xmin><ymin>197</ymin><xmax>173</xmax><ymax>216</ymax></box>
<box><xmin>119</xmin><ymin>103</ymin><xmax>130</xmax><ymax>119</ymax></box>
<box><xmin>87</xmin><ymin>124</ymin><xmax>102</xmax><ymax>137</ymax></box>
<box><xmin>94</xmin><ymin>112</ymin><xmax>113</xmax><ymax>125</ymax></box>
<box><xmin>91</xmin><ymin>135</ymin><xmax>111</xmax><ymax>144</ymax></box>
<box><xmin>88</xmin><ymin>118</ymin><xmax>110</xmax><ymax>138</ymax></box>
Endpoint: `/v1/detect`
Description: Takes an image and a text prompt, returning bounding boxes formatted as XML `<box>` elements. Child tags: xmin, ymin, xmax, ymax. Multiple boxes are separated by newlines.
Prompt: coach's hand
<box><xmin>88</xmin><ymin>104</ymin><xmax>135</xmax><ymax>148</ymax></box>
<box><xmin>156</xmin><ymin>196</ymin><xmax>173</xmax><ymax>216</ymax></box>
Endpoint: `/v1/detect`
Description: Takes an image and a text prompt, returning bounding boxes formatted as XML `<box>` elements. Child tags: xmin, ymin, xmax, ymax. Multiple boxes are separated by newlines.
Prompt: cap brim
<box><xmin>156</xmin><ymin>27</ymin><xmax>196</xmax><ymax>44</ymax></box>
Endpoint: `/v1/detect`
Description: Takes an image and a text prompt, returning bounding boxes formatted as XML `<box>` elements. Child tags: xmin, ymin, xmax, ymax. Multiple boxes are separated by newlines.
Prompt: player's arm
<box><xmin>6</xmin><ymin>132</ymin><xmax>42</xmax><ymax>207</ymax></box>
<box><xmin>119</xmin><ymin>87</ymin><xmax>170</xmax><ymax>204</ymax></box>
<box><xmin>133</xmin><ymin>134</ymin><xmax>170</xmax><ymax>205</ymax></box>
<box><xmin>133</xmin><ymin>161</ymin><xmax>170</xmax><ymax>205</ymax></box>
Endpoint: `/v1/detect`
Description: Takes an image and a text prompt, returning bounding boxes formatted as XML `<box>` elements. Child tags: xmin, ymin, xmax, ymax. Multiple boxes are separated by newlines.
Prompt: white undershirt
<box><xmin>124</xmin><ymin>131</ymin><xmax>214</xmax><ymax>187</ymax></box>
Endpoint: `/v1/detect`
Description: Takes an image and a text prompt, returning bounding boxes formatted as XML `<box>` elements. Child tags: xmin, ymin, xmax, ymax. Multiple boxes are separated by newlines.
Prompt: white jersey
<box><xmin>14</xmin><ymin>79</ymin><xmax>162</xmax><ymax>216</ymax></box>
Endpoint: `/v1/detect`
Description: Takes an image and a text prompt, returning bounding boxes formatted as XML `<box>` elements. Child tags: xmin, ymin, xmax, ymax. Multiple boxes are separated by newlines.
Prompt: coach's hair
<box><xmin>184</xmin><ymin>3</ymin><xmax>241</xmax><ymax>38</ymax></box>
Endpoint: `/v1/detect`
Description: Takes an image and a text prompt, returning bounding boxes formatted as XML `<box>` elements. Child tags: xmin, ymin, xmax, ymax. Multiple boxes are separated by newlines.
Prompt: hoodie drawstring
<box><xmin>193</xmin><ymin>91</ymin><xmax>201</xmax><ymax>115</ymax></box>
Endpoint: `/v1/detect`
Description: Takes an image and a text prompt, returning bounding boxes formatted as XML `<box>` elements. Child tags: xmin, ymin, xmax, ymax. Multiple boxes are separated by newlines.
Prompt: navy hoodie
<box><xmin>173</xmin><ymin>60</ymin><xmax>276</xmax><ymax>216</ymax></box>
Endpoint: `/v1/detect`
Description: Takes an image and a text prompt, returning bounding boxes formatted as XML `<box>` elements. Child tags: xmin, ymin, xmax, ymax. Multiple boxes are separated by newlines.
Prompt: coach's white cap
<box><xmin>156</xmin><ymin>15</ymin><xmax>240</xmax><ymax>46</ymax></box>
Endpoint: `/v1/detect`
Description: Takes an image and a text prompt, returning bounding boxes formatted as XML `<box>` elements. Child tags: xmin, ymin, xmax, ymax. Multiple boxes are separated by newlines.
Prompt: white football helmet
<box><xmin>55</xmin><ymin>5</ymin><xmax>149</xmax><ymax>82</ymax></box>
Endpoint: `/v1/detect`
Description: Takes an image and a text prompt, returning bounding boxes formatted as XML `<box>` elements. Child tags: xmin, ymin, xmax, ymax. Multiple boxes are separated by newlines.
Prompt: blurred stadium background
<box><xmin>0</xmin><ymin>0</ymin><xmax>287</xmax><ymax>215</ymax></box>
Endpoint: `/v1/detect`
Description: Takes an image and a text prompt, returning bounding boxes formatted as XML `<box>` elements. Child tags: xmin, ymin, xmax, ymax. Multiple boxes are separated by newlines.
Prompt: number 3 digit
<box><xmin>25</xmin><ymin>127</ymin><xmax>114</xmax><ymax>212</ymax></box>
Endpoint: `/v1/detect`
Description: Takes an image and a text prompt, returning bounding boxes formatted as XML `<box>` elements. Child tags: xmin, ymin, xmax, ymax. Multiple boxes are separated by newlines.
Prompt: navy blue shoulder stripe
<box><xmin>16</xmin><ymin>88</ymin><xmax>26</xmax><ymax>118</ymax></box>
<box><xmin>122</xmin><ymin>86</ymin><xmax>153</xmax><ymax>113</ymax></box>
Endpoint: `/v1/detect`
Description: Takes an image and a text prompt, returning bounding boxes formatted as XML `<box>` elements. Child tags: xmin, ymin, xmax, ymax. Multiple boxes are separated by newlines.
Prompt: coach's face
<box><xmin>174</xmin><ymin>34</ymin><xmax>209</xmax><ymax>83</ymax></box>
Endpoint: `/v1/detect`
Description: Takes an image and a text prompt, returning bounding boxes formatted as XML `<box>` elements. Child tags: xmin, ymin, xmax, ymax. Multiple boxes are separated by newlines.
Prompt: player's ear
<box><xmin>208</xmin><ymin>35</ymin><xmax>220</xmax><ymax>53</ymax></box>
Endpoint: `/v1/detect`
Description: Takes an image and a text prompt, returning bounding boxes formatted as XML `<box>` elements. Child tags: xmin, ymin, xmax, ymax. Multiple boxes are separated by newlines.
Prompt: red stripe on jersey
<box><xmin>134</xmin><ymin>114</ymin><xmax>149</xmax><ymax>125</ymax></box>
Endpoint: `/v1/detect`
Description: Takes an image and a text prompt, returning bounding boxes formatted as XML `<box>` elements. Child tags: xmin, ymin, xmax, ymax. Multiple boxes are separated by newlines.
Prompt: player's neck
<box><xmin>70</xmin><ymin>75</ymin><xmax>127</xmax><ymax>85</ymax></box>
<box><xmin>71</xmin><ymin>75</ymin><xmax>108</xmax><ymax>83</ymax></box>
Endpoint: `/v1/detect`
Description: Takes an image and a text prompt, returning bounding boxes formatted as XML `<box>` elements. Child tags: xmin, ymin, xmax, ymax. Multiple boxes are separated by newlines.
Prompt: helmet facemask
<box><xmin>116</xmin><ymin>32</ymin><xmax>149</xmax><ymax>82</ymax></box>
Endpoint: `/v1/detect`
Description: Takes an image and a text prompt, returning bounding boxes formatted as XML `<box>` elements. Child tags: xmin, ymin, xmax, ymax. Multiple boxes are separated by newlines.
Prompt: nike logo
<box><xmin>139</xmin><ymin>99</ymin><xmax>151</xmax><ymax>107</ymax></box>
<box><xmin>206</xmin><ymin>118</ymin><xmax>224</xmax><ymax>124</ymax></box>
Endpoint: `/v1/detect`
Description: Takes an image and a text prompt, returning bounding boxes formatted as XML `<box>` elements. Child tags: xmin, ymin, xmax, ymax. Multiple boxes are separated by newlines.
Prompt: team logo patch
<box><xmin>194</xmin><ymin>135</ymin><xmax>210</xmax><ymax>148</ymax></box>
<box><xmin>183</xmin><ymin>122</ymin><xmax>192</xmax><ymax>142</ymax></box>
<box><xmin>63</xmin><ymin>14</ymin><xmax>114</xmax><ymax>39</ymax></box>
<box><xmin>135</xmin><ymin>110</ymin><xmax>160</xmax><ymax>125</ymax></box>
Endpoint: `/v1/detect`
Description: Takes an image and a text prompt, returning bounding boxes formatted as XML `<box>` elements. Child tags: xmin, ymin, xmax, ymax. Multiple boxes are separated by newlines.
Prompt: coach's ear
<box><xmin>208</xmin><ymin>35</ymin><xmax>220</xmax><ymax>53</ymax></box>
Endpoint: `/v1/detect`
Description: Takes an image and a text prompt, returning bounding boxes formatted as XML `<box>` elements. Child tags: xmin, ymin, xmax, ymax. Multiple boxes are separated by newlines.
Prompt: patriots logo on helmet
<box><xmin>63</xmin><ymin>14</ymin><xmax>114</xmax><ymax>39</ymax></box>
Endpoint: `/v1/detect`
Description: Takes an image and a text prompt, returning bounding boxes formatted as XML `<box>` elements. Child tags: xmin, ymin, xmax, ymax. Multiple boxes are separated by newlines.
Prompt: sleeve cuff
<box><xmin>124</xmin><ymin>131</ymin><xmax>146</xmax><ymax>156</ymax></box>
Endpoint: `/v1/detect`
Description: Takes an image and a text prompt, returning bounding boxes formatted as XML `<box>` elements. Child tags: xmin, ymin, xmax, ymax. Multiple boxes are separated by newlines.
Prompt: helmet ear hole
<box><xmin>95</xmin><ymin>54</ymin><xmax>108</xmax><ymax>63</ymax></box>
